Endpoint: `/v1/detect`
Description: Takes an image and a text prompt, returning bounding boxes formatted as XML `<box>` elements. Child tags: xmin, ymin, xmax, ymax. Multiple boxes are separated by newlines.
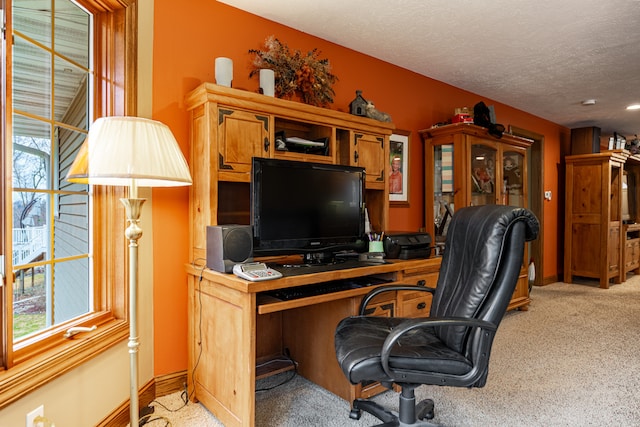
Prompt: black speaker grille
<box><xmin>224</xmin><ymin>228</ymin><xmax>253</xmax><ymax>262</ymax></box>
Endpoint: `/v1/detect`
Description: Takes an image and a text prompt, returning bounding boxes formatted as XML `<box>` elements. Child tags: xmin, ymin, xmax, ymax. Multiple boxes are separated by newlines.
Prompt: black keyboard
<box><xmin>266</xmin><ymin>276</ymin><xmax>390</xmax><ymax>301</ymax></box>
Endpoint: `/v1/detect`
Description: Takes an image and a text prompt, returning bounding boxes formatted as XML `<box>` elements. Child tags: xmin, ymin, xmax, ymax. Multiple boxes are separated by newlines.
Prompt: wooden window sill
<box><xmin>0</xmin><ymin>319</ymin><xmax>128</xmax><ymax>409</ymax></box>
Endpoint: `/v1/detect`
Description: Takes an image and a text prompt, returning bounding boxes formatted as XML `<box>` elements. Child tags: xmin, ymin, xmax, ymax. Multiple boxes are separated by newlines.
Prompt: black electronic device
<box><xmin>383</xmin><ymin>231</ymin><xmax>432</xmax><ymax>260</ymax></box>
<box><xmin>251</xmin><ymin>157</ymin><xmax>366</xmax><ymax>264</ymax></box>
<box><xmin>206</xmin><ymin>225</ymin><xmax>253</xmax><ymax>273</ymax></box>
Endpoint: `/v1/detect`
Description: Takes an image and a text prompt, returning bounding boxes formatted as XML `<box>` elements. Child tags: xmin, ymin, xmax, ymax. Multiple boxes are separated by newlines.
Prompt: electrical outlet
<box><xmin>544</xmin><ymin>190</ymin><xmax>552</xmax><ymax>201</ymax></box>
<box><xmin>26</xmin><ymin>405</ymin><xmax>44</xmax><ymax>427</ymax></box>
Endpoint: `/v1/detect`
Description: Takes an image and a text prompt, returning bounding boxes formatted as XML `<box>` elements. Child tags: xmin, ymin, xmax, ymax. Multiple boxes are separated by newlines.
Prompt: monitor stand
<box><xmin>302</xmin><ymin>251</ymin><xmax>340</xmax><ymax>265</ymax></box>
<box><xmin>276</xmin><ymin>251</ymin><xmax>346</xmax><ymax>271</ymax></box>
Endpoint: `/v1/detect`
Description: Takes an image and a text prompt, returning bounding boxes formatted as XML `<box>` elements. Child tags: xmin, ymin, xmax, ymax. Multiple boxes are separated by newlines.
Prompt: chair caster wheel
<box><xmin>417</xmin><ymin>398</ymin><xmax>435</xmax><ymax>420</ymax></box>
<box><xmin>349</xmin><ymin>408</ymin><xmax>362</xmax><ymax>420</ymax></box>
<box><xmin>423</xmin><ymin>409</ymin><xmax>435</xmax><ymax>420</ymax></box>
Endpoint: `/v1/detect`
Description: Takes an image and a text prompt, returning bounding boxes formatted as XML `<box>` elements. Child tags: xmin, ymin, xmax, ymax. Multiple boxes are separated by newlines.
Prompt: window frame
<box><xmin>0</xmin><ymin>0</ymin><xmax>136</xmax><ymax>408</ymax></box>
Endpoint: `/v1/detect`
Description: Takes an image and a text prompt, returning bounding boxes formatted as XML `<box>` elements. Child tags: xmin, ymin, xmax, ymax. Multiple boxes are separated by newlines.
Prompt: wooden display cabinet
<box><xmin>420</xmin><ymin>123</ymin><xmax>532</xmax><ymax>310</ymax></box>
<box><xmin>570</xmin><ymin>126</ymin><xmax>601</xmax><ymax>155</ymax></box>
<box><xmin>564</xmin><ymin>151</ymin><xmax>626</xmax><ymax>288</ymax></box>
<box><xmin>566</xmin><ymin>150</ymin><xmax>640</xmax><ymax>286</ymax></box>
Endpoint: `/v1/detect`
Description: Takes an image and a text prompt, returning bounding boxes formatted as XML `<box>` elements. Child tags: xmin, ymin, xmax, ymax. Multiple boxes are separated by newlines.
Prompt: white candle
<box><xmin>215</xmin><ymin>57</ymin><xmax>233</xmax><ymax>87</ymax></box>
<box><xmin>259</xmin><ymin>69</ymin><xmax>275</xmax><ymax>97</ymax></box>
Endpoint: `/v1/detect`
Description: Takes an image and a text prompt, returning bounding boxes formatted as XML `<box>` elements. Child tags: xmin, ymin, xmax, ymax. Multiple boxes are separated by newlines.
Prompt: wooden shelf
<box><xmin>256</xmin><ymin>357</ymin><xmax>296</xmax><ymax>380</ymax></box>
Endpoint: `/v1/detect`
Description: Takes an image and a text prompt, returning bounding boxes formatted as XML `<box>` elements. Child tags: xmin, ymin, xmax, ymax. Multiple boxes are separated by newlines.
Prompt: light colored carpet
<box><xmin>146</xmin><ymin>277</ymin><xmax>640</xmax><ymax>426</ymax></box>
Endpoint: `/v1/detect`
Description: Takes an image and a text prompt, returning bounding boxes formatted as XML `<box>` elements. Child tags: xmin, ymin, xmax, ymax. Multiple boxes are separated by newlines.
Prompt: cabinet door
<box><xmin>503</xmin><ymin>148</ymin><xmax>526</xmax><ymax>207</ymax></box>
<box><xmin>354</xmin><ymin>132</ymin><xmax>386</xmax><ymax>189</ymax></box>
<box><xmin>624</xmin><ymin>239</ymin><xmax>639</xmax><ymax>271</ymax></box>
<box><xmin>433</xmin><ymin>144</ymin><xmax>455</xmax><ymax>246</ymax></box>
<box><xmin>470</xmin><ymin>142</ymin><xmax>498</xmax><ymax>206</ymax></box>
<box><xmin>608</xmin><ymin>224</ymin><xmax>621</xmax><ymax>274</ymax></box>
<box><xmin>218</xmin><ymin>108</ymin><xmax>271</xmax><ymax>178</ymax></box>
<box><xmin>630</xmin><ymin>240</ymin><xmax>640</xmax><ymax>272</ymax></box>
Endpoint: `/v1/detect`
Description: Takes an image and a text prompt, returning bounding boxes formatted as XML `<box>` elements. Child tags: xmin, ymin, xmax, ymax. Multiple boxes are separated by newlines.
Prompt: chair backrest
<box><xmin>430</xmin><ymin>205</ymin><xmax>539</xmax><ymax>356</ymax></box>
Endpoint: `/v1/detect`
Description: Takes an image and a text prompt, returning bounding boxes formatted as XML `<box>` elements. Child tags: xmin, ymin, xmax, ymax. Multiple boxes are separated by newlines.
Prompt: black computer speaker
<box><xmin>206</xmin><ymin>225</ymin><xmax>253</xmax><ymax>273</ymax></box>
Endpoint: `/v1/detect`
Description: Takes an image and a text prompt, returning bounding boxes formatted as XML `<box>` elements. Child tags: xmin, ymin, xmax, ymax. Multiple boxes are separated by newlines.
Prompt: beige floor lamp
<box><xmin>66</xmin><ymin>116</ymin><xmax>192</xmax><ymax>427</ymax></box>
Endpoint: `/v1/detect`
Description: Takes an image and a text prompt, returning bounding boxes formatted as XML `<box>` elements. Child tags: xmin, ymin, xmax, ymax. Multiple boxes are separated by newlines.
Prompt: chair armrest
<box><xmin>359</xmin><ymin>284</ymin><xmax>436</xmax><ymax>315</ymax></box>
<box><xmin>380</xmin><ymin>317</ymin><xmax>497</xmax><ymax>380</ymax></box>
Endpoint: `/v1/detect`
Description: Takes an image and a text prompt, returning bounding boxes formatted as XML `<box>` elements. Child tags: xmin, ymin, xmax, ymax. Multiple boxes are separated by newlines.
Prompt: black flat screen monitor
<box><xmin>251</xmin><ymin>157</ymin><xmax>366</xmax><ymax>263</ymax></box>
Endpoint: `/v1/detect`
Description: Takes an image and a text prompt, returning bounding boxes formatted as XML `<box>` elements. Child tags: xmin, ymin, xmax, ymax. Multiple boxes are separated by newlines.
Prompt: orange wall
<box><xmin>151</xmin><ymin>0</ymin><xmax>567</xmax><ymax>375</ymax></box>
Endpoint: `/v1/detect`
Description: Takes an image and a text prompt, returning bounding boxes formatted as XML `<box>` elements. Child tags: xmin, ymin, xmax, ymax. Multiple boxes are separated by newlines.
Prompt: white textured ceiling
<box><xmin>221</xmin><ymin>0</ymin><xmax>640</xmax><ymax>137</ymax></box>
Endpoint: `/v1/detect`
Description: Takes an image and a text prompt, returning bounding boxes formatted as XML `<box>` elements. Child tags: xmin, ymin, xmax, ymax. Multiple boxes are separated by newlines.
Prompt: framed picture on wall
<box><xmin>389</xmin><ymin>130</ymin><xmax>410</xmax><ymax>205</ymax></box>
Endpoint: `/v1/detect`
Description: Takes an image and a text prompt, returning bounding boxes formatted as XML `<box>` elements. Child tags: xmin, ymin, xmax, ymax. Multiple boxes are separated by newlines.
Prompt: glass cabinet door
<box><xmin>433</xmin><ymin>144</ymin><xmax>454</xmax><ymax>245</ymax></box>
<box><xmin>503</xmin><ymin>150</ymin><xmax>525</xmax><ymax>207</ymax></box>
<box><xmin>432</xmin><ymin>142</ymin><xmax>526</xmax><ymax>247</ymax></box>
<box><xmin>471</xmin><ymin>144</ymin><xmax>497</xmax><ymax>206</ymax></box>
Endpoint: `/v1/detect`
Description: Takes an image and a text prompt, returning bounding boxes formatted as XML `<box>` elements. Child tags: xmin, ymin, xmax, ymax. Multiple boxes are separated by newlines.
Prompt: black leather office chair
<box><xmin>334</xmin><ymin>205</ymin><xmax>539</xmax><ymax>426</ymax></box>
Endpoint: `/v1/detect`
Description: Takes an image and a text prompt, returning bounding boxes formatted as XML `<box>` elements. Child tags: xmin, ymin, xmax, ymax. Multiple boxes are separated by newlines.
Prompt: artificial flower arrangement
<box><xmin>249</xmin><ymin>36</ymin><xmax>338</xmax><ymax>107</ymax></box>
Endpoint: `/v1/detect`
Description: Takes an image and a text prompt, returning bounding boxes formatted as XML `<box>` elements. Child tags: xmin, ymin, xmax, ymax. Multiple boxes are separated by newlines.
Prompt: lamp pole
<box><xmin>122</xmin><ymin>194</ymin><xmax>145</xmax><ymax>427</ymax></box>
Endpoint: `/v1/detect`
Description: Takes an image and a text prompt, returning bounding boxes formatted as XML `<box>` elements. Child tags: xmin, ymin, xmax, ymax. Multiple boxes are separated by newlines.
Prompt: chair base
<box><xmin>349</xmin><ymin>386</ymin><xmax>438</xmax><ymax>427</ymax></box>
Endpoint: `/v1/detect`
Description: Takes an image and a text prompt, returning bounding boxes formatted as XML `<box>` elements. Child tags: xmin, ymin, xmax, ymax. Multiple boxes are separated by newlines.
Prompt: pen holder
<box><xmin>360</xmin><ymin>240</ymin><xmax>386</xmax><ymax>263</ymax></box>
<box><xmin>369</xmin><ymin>241</ymin><xmax>384</xmax><ymax>253</ymax></box>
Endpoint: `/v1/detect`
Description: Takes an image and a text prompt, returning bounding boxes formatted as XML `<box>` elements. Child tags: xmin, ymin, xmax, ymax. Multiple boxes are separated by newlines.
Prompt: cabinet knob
<box><xmin>354</xmin><ymin>151</ymin><xmax>359</xmax><ymax>163</ymax></box>
<box><xmin>264</xmin><ymin>137</ymin><xmax>270</xmax><ymax>152</ymax></box>
<box><xmin>417</xmin><ymin>280</ymin><xmax>426</xmax><ymax>286</ymax></box>
<box><xmin>417</xmin><ymin>302</ymin><xmax>426</xmax><ymax>310</ymax></box>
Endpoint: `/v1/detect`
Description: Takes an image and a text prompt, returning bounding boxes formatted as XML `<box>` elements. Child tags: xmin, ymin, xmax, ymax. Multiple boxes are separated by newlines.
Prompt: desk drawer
<box><xmin>400</xmin><ymin>293</ymin><xmax>432</xmax><ymax>317</ymax></box>
<box><xmin>402</xmin><ymin>271</ymin><xmax>438</xmax><ymax>288</ymax></box>
<box><xmin>397</xmin><ymin>270</ymin><xmax>437</xmax><ymax>317</ymax></box>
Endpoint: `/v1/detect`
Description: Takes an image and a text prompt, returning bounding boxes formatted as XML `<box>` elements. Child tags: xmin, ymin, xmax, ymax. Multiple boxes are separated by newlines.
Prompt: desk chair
<box><xmin>334</xmin><ymin>205</ymin><xmax>539</xmax><ymax>426</ymax></box>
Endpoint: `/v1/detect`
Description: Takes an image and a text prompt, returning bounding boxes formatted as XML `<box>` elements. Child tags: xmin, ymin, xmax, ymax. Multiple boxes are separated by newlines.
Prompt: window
<box><xmin>0</xmin><ymin>0</ymin><xmax>136</xmax><ymax>407</ymax></box>
<box><xmin>12</xmin><ymin>0</ymin><xmax>92</xmax><ymax>345</ymax></box>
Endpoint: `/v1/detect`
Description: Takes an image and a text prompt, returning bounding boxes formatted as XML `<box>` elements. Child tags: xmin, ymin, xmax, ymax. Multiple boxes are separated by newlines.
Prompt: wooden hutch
<box><xmin>184</xmin><ymin>83</ymin><xmax>441</xmax><ymax>427</ymax></box>
<box><xmin>564</xmin><ymin>150</ymin><xmax>640</xmax><ymax>288</ymax></box>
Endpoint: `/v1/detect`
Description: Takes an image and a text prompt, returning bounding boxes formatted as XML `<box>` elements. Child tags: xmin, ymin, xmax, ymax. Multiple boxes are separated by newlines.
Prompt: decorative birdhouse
<box><xmin>350</xmin><ymin>90</ymin><xmax>368</xmax><ymax>116</ymax></box>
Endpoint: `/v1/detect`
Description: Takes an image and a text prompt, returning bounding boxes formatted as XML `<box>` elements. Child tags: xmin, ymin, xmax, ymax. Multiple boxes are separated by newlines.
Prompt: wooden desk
<box><xmin>185</xmin><ymin>258</ymin><xmax>440</xmax><ymax>427</ymax></box>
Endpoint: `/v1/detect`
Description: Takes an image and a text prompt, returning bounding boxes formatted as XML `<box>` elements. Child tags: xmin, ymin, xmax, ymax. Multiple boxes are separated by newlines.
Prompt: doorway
<box><xmin>510</xmin><ymin>126</ymin><xmax>544</xmax><ymax>287</ymax></box>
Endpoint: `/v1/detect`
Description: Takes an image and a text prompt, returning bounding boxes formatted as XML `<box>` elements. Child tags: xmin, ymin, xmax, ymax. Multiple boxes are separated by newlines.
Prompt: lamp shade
<box><xmin>66</xmin><ymin>116</ymin><xmax>192</xmax><ymax>187</ymax></box>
